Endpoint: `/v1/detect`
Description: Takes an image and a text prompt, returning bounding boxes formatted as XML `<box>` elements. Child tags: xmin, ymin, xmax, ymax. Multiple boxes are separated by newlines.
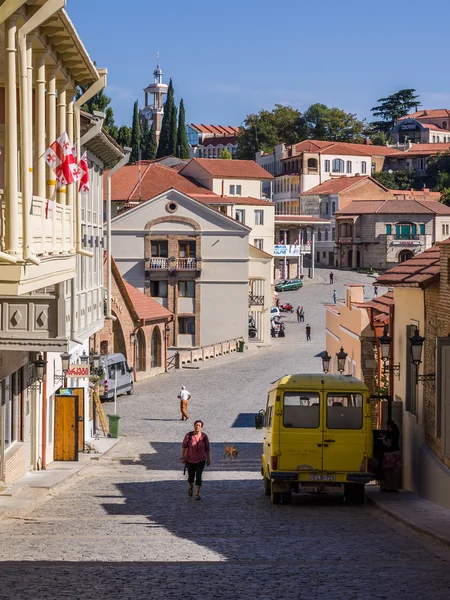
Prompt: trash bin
<box><xmin>107</xmin><ymin>414</ymin><xmax>121</xmax><ymax>438</ymax></box>
<box><xmin>238</xmin><ymin>340</ymin><xmax>245</xmax><ymax>352</ymax></box>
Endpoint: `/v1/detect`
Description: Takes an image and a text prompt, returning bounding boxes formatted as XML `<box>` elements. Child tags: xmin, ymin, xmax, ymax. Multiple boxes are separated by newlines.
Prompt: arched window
<box><xmin>151</xmin><ymin>327</ymin><xmax>162</xmax><ymax>368</ymax></box>
<box><xmin>443</xmin><ymin>121</ymin><xmax>448</xmax><ymax>130</ymax></box>
<box><xmin>339</xmin><ymin>223</ymin><xmax>352</xmax><ymax>238</ymax></box>
<box><xmin>361</xmin><ymin>161</ymin><xmax>367</xmax><ymax>174</ymax></box>
<box><xmin>307</xmin><ymin>158</ymin><xmax>318</xmax><ymax>171</ymax></box>
<box><xmin>398</xmin><ymin>249</ymin><xmax>414</xmax><ymax>263</ymax></box>
<box><xmin>332</xmin><ymin>159</ymin><xmax>344</xmax><ymax>173</ymax></box>
<box><xmin>346</xmin><ymin>161</ymin><xmax>352</xmax><ymax>174</ymax></box>
<box><xmin>135</xmin><ymin>329</ymin><xmax>146</xmax><ymax>372</ymax></box>
<box><xmin>100</xmin><ymin>340</ymin><xmax>109</xmax><ymax>354</ymax></box>
<box><xmin>324</xmin><ymin>159</ymin><xmax>330</xmax><ymax>172</ymax></box>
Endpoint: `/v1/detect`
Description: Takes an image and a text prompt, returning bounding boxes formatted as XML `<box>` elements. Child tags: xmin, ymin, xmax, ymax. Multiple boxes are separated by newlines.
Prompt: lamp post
<box><xmin>32</xmin><ymin>353</ymin><xmax>47</xmax><ymax>392</ymax></box>
<box><xmin>80</xmin><ymin>350</ymin><xmax>89</xmax><ymax>366</ymax></box>
<box><xmin>322</xmin><ymin>351</ymin><xmax>331</xmax><ymax>374</ymax></box>
<box><xmin>336</xmin><ymin>347</ymin><xmax>348</xmax><ymax>375</ymax></box>
<box><xmin>377</xmin><ymin>324</ymin><xmax>400</xmax><ymax>378</ymax></box>
<box><xmin>408</xmin><ymin>328</ymin><xmax>435</xmax><ymax>386</ymax></box>
<box><xmin>165</xmin><ymin>323</ymin><xmax>171</xmax><ymax>372</ymax></box>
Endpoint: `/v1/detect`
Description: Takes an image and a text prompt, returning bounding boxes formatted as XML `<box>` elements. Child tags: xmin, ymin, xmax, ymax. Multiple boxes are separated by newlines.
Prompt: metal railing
<box><xmin>146</xmin><ymin>257</ymin><xmax>199</xmax><ymax>270</ymax></box>
<box><xmin>249</xmin><ymin>294</ymin><xmax>264</xmax><ymax>306</ymax></box>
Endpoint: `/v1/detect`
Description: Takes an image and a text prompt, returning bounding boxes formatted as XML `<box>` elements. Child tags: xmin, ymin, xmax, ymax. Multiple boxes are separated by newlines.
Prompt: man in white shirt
<box><xmin>178</xmin><ymin>386</ymin><xmax>191</xmax><ymax>421</ymax></box>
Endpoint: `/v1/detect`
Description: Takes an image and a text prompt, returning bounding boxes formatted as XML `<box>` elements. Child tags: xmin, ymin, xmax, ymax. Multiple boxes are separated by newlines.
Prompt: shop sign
<box><xmin>66</xmin><ymin>364</ymin><xmax>90</xmax><ymax>378</ymax></box>
<box><xmin>274</xmin><ymin>244</ymin><xmax>306</xmax><ymax>257</ymax></box>
<box><xmin>391</xmin><ymin>240</ymin><xmax>421</xmax><ymax>246</ymax></box>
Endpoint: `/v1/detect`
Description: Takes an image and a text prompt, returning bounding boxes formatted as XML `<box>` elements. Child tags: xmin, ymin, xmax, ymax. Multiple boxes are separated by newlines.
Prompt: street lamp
<box><xmin>80</xmin><ymin>350</ymin><xmax>89</xmax><ymax>365</ymax></box>
<box><xmin>409</xmin><ymin>328</ymin><xmax>425</xmax><ymax>366</ymax></box>
<box><xmin>322</xmin><ymin>351</ymin><xmax>331</xmax><ymax>374</ymax></box>
<box><xmin>92</xmin><ymin>353</ymin><xmax>101</xmax><ymax>370</ymax></box>
<box><xmin>378</xmin><ymin>325</ymin><xmax>392</xmax><ymax>363</ymax></box>
<box><xmin>54</xmin><ymin>351</ymin><xmax>71</xmax><ymax>386</ymax></box>
<box><xmin>336</xmin><ymin>347</ymin><xmax>348</xmax><ymax>375</ymax></box>
<box><xmin>30</xmin><ymin>353</ymin><xmax>47</xmax><ymax>392</ymax></box>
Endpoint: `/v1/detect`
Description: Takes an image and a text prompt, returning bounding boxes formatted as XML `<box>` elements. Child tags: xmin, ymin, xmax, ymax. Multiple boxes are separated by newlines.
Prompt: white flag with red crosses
<box><xmin>44</xmin><ymin>132</ymin><xmax>80</xmax><ymax>189</ymax></box>
<box><xmin>78</xmin><ymin>151</ymin><xmax>89</xmax><ymax>193</ymax></box>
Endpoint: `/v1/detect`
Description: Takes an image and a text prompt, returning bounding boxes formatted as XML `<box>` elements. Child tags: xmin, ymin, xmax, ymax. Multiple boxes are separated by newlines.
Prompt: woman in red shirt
<box><xmin>181</xmin><ymin>420</ymin><xmax>211</xmax><ymax>500</ymax></box>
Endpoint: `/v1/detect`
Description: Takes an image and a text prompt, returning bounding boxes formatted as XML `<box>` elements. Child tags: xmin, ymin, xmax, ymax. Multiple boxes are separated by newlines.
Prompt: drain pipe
<box><xmin>106</xmin><ymin>146</ymin><xmax>132</xmax><ymax>321</ymax></box>
<box><xmin>17</xmin><ymin>2</ymin><xmax>65</xmax><ymax>265</ymax></box>
<box><xmin>74</xmin><ymin>69</ymin><xmax>108</xmax><ymax>258</ymax></box>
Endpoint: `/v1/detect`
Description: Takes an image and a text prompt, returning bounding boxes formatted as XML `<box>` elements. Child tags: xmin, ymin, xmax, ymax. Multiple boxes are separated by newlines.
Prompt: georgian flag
<box><xmin>78</xmin><ymin>151</ymin><xmax>89</xmax><ymax>193</ymax></box>
<box><xmin>44</xmin><ymin>132</ymin><xmax>80</xmax><ymax>189</ymax></box>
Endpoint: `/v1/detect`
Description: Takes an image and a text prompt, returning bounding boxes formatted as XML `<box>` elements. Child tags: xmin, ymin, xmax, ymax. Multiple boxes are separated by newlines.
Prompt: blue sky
<box><xmin>68</xmin><ymin>0</ymin><xmax>450</xmax><ymax>129</ymax></box>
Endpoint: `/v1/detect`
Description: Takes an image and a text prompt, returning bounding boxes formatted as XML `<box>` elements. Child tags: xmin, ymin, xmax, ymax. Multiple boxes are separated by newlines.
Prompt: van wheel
<box><xmin>281</xmin><ymin>491</ymin><xmax>292</xmax><ymax>504</ymax></box>
<box><xmin>264</xmin><ymin>476</ymin><xmax>271</xmax><ymax>496</ymax></box>
<box><xmin>127</xmin><ymin>384</ymin><xmax>134</xmax><ymax>396</ymax></box>
<box><xmin>344</xmin><ymin>483</ymin><xmax>365</xmax><ymax>505</ymax></box>
<box><xmin>271</xmin><ymin>490</ymin><xmax>282</xmax><ymax>505</ymax></box>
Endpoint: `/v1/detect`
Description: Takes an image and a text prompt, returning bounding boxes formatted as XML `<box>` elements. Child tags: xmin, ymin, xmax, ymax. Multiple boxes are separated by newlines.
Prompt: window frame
<box><xmin>235</xmin><ymin>209</ymin><xmax>245</xmax><ymax>223</ymax></box>
<box><xmin>283</xmin><ymin>391</ymin><xmax>321</xmax><ymax>429</ymax></box>
<box><xmin>361</xmin><ymin>161</ymin><xmax>367</xmax><ymax>174</ymax></box>
<box><xmin>178</xmin><ymin>316</ymin><xmax>195</xmax><ymax>335</ymax></box>
<box><xmin>178</xmin><ymin>241</ymin><xmax>196</xmax><ymax>258</ymax></box>
<box><xmin>254</xmin><ymin>210</ymin><xmax>264</xmax><ymax>225</ymax></box>
<box><xmin>332</xmin><ymin>158</ymin><xmax>344</xmax><ymax>173</ymax></box>
<box><xmin>326</xmin><ymin>393</ymin><xmax>363</xmax><ymax>430</ymax></box>
<box><xmin>151</xmin><ymin>240</ymin><xmax>168</xmax><ymax>258</ymax></box>
<box><xmin>150</xmin><ymin>280</ymin><xmax>168</xmax><ymax>298</ymax></box>
<box><xmin>178</xmin><ymin>280</ymin><xmax>195</xmax><ymax>298</ymax></box>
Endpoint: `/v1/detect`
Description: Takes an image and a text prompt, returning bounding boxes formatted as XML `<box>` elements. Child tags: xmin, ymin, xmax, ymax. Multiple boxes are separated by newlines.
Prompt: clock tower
<box><xmin>142</xmin><ymin>63</ymin><xmax>168</xmax><ymax>143</ymax></box>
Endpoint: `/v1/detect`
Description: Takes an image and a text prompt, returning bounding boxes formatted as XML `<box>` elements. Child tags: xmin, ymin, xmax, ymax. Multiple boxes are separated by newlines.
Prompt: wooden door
<box><xmin>70</xmin><ymin>388</ymin><xmax>85</xmax><ymax>453</ymax></box>
<box><xmin>54</xmin><ymin>395</ymin><xmax>78</xmax><ymax>461</ymax></box>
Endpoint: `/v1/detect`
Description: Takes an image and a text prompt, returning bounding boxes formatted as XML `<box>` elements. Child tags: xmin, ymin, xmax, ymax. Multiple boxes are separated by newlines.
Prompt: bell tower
<box><xmin>142</xmin><ymin>62</ymin><xmax>168</xmax><ymax>143</ymax></box>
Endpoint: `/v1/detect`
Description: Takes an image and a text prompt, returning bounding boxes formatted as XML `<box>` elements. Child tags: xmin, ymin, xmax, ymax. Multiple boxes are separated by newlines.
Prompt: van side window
<box><xmin>283</xmin><ymin>392</ymin><xmax>320</xmax><ymax>428</ymax></box>
<box><xmin>326</xmin><ymin>394</ymin><xmax>363</xmax><ymax>429</ymax></box>
<box><xmin>266</xmin><ymin>406</ymin><xmax>273</xmax><ymax>428</ymax></box>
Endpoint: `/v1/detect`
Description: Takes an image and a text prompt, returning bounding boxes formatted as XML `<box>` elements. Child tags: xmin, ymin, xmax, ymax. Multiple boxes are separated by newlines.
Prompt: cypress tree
<box><xmin>117</xmin><ymin>125</ymin><xmax>132</xmax><ymax>149</ymax></box>
<box><xmin>142</xmin><ymin>120</ymin><xmax>157</xmax><ymax>160</ymax></box>
<box><xmin>157</xmin><ymin>79</ymin><xmax>174</xmax><ymax>158</ymax></box>
<box><xmin>169</xmin><ymin>103</ymin><xmax>178</xmax><ymax>157</ymax></box>
<box><xmin>130</xmin><ymin>100</ymin><xmax>141</xmax><ymax>162</ymax></box>
<box><xmin>176</xmin><ymin>98</ymin><xmax>190</xmax><ymax>159</ymax></box>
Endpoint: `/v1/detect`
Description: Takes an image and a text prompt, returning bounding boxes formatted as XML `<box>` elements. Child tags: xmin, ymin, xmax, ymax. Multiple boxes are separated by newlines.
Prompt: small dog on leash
<box><xmin>223</xmin><ymin>442</ymin><xmax>239</xmax><ymax>461</ymax></box>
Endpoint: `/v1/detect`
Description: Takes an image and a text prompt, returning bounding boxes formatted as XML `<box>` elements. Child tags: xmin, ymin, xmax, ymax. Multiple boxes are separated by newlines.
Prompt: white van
<box><xmin>98</xmin><ymin>353</ymin><xmax>134</xmax><ymax>400</ymax></box>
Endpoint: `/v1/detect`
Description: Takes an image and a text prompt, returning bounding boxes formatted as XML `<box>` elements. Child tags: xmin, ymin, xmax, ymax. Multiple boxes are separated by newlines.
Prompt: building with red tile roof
<box><xmin>180</xmin><ymin>158</ymin><xmax>273</xmax><ymax>180</ymax></box>
<box><xmin>392</xmin><ymin>109</ymin><xmax>450</xmax><ymax>146</ymax></box>
<box><xmin>187</xmin><ymin>124</ymin><xmax>240</xmax><ymax>160</ymax></box>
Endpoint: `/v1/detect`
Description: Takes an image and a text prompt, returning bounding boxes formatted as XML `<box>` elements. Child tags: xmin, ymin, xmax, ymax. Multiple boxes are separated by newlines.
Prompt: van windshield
<box><xmin>283</xmin><ymin>392</ymin><xmax>320</xmax><ymax>428</ymax></box>
<box><xmin>326</xmin><ymin>393</ymin><xmax>363</xmax><ymax>429</ymax></box>
<box><xmin>108</xmin><ymin>362</ymin><xmax>125</xmax><ymax>379</ymax></box>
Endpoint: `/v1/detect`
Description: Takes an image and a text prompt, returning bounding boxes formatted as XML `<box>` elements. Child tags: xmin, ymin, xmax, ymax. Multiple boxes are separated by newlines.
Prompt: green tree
<box><xmin>78</xmin><ymin>83</ymin><xmax>118</xmax><ymax>139</ymax></box>
<box><xmin>157</xmin><ymin>79</ymin><xmax>174</xmax><ymax>158</ymax></box>
<box><xmin>371</xmin><ymin>89</ymin><xmax>420</xmax><ymax>133</ymax></box>
<box><xmin>427</xmin><ymin>152</ymin><xmax>450</xmax><ymax>203</ymax></box>
<box><xmin>372</xmin><ymin>168</ymin><xmax>417</xmax><ymax>190</ymax></box>
<box><xmin>176</xmin><ymin>98</ymin><xmax>190</xmax><ymax>158</ymax></box>
<box><xmin>169</xmin><ymin>103</ymin><xmax>178</xmax><ymax>156</ymax></box>
<box><xmin>116</xmin><ymin>125</ymin><xmax>131</xmax><ymax>149</ymax></box>
<box><xmin>221</xmin><ymin>148</ymin><xmax>232</xmax><ymax>159</ymax></box>
<box><xmin>141</xmin><ymin>120</ymin><xmax>157</xmax><ymax>160</ymax></box>
<box><xmin>371</xmin><ymin>171</ymin><xmax>397</xmax><ymax>189</ymax></box>
<box><xmin>130</xmin><ymin>100</ymin><xmax>141</xmax><ymax>163</ymax></box>
<box><xmin>236</xmin><ymin>104</ymin><xmax>305</xmax><ymax>159</ymax></box>
<box><xmin>301</xmin><ymin>103</ymin><xmax>365</xmax><ymax>142</ymax></box>
<box><xmin>368</xmin><ymin>130</ymin><xmax>393</xmax><ymax>146</ymax></box>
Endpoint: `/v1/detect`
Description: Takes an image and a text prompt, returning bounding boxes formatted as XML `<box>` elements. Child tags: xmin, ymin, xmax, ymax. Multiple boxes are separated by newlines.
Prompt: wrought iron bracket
<box><xmin>383</xmin><ymin>363</ymin><xmax>401</xmax><ymax>378</ymax></box>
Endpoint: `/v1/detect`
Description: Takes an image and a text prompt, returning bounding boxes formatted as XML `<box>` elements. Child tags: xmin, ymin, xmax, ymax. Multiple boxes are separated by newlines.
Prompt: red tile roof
<box><xmin>300</xmin><ymin>175</ymin><xmax>385</xmax><ymax>196</ymax></box>
<box><xmin>191</xmin><ymin>124</ymin><xmax>240</xmax><ymax>136</ymax></box>
<box><xmin>399</xmin><ymin>109</ymin><xmax>450</xmax><ymax>120</ymax></box>
<box><xmin>201</xmin><ymin>136</ymin><xmax>238</xmax><ymax>147</ymax></box>
<box><xmin>289</xmin><ymin>140</ymin><xmax>398</xmax><ymax>158</ymax></box>
<box><xmin>274</xmin><ymin>215</ymin><xmax>330</xmax><ymax>224</ymax></box>
<box><xmin>376</xmin><ymin>246</ymin><xmax>441</xmax><ymax>287</ymax></box>
<box><xmin>388</xmin><ymin>143</ymin><xmax>450</xmax><ymax>158</ymax></box>
<box><xmin>193</xmin><ymin>194</ymin><xmax>274</xmax><ymax>206</ymax></box>
<box><xmin>123</xmin><ymin>281</ymin><xmax>173</xmax><ymax>322</ymax></box>
<box><xmin>336</xmin><ymin>197</ymin><xmax>450</xmax><ymax>216</ymax></box>
<box><xmin>182</xmin><ymin>158</ymin><xmax>273</xmax><ymax>179</ymax></box>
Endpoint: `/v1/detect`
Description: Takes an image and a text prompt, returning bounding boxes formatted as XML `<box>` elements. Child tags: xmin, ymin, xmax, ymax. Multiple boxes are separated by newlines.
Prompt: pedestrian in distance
<box><xmin>296</xmin><ymin>306</ymin><xmax>301</xmax><ymax>322</ymax></box>
<box><xmin>178</xmin><ymin>385</ymin><xmax>191</xmax><ymax>421</ymax></box>
<box><xmin>374</xmin><ymin>285</ymin><xmax>379</xmax><ymax>297</ymax></box>
<box><xmin>329</xmin><ymin>272</ymin><xmax>334</xmax><ymax>284</ymax></box>
<box><xmin>306</xmin><ymin>324</ymin><xmax>311</xmax><ymax>341</ymax></box>
<box><xmin>276</xmin><ymin>297</ymin><xmax>280</xmax><ymax>307</ymax></box>
<box><xmin>299</xmin><ymin>306</ymin><xmax>305</xmax><ymax>322</ymax></box>
<box><xmin>181</xmin><ymin>420</ymin><xmax>211</xmax><ymax>501</ymax></box>
<box><xmin>333</xmin><ymin>290</ymin><xmax>337</xmax><ymax>304</ymax></box>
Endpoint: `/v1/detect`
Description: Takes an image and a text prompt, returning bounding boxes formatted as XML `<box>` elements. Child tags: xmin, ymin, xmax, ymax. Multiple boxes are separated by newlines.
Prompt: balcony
<box><xmin>249</xmin><ymin>294</ymin><xmax>264</xmax><ymax>306</ymax></box>
<box><xmin>394</xmin><ymin>234</ymin><xmax>420</xmax><ymax>240</ymax></box>
<box><xmin>146</xmin><ymin>257</ymin><xmax>201</xmax><ymax>272</ymax></box>
<box><xmin>0</xmin><ymin>192</ymin><xmax>76</xmax><ymax>295</ymax></box>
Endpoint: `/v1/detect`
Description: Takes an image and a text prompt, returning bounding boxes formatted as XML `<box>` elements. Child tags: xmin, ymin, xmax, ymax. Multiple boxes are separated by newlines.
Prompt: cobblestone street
<box><xmin>1</xmin><ymin>268</ymin><xmax>450</xmax><ymax>599</ymax></box>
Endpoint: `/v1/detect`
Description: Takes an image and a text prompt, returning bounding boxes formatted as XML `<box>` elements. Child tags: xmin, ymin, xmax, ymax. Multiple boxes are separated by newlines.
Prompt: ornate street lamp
<box><xmin>378</xmin><ymin>325</ymin><xmax>392</xmax><ymax>363</ymax></box>
<box><xmin>60</xmin><ymin>351</ymin><xmax>71</xmax><ymax>373</ymax></box>
<box><xmin>322</xmin><ymin>351</ymin><xmax>331</xmax><ymax>374</ymax></box>
<box><xmin>336</xmin><ymin>347</ymin><xmax>348</xmax><ymax>375</ymax></box>
<box><xmin>80</xmin><ymin>350</ymin><xmax>89</xmax><ymax>365</ymax></box>
<box><xmin>92</xmin><ymin>353</ymin><xmax>101</xmax><ymax>370</ymax></box>
<box><xmin>34</xmin><ymin>353</ymin><xmax>47</xmax><ymax>383</ymax></box>
<box><xmin>409</xmin><ymin>328</ymin><xmax>425</xmax><ymax>366</ymax></box>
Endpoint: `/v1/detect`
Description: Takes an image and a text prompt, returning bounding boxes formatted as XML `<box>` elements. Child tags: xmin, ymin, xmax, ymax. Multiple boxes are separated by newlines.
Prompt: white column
<box><xmin>297</xmin><ymin>227</ymin><xmax>301</xmax><ymax>278</ymax></box>
<box><xmin>4</xmin><ymin>18</ymin><xmax>19</xmax><ymax>256</ymax></box>
<box><xmin>57</xmin><ymin>86</ymin><xmax>66</xmax><ymax>252</ymax></box>
<box><xmin>311</xmin><ymin>228</ymin><xmax>315</xmax><ymax>279</ymax></box>
<box><xmin>35</xmin><ymin>53</ymin><xmax>46</xmax><ymax>254</ymax></box>
<box><xmin>46</xmin><ymin>67</ymin><xmax>57</xmax><ymax>253</ymax></box>
<box><xmin>283</xmin><ymin>229</ymin><xmax>287</xmax><ymax>279</ymax></box>
<box><xmin>27</xmin><ymin>36</ymin><xmax>33</xmax><ymax>198</ymax></box>
<box><xmin>66</xmin><ymin>89</ymin><xmax>76</xmax><ymax>252</ymax></box>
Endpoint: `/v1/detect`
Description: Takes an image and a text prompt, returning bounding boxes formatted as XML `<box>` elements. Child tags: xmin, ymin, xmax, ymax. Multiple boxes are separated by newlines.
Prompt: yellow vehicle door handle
<box><xmin>324</xmin><ymin>439</ymin><xmax>335</xmax><ymax>443</ymax></box>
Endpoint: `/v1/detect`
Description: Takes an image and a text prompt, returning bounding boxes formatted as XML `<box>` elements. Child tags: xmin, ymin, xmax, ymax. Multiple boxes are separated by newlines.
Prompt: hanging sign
<box><xmin>66</xmin><ymin>364</ymin><xmax>90</xmax><ymax>378</ymax></box>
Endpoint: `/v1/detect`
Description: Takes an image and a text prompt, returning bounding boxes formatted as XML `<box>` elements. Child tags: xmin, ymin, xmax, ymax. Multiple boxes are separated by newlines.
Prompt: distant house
<box><xmin>187</xmin><ymin>124</ymin><xmax>239</xmax><ymax>159</ymax></box>
<box><xmin>392</xmin><ymin>109</ymin><xmax>450</xmax><ymax>144</ymax></box>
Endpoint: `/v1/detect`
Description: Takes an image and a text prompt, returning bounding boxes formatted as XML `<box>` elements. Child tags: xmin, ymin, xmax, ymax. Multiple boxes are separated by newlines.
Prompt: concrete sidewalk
<box><xmin>366</xmin><ymin>485</ymin><xmax>450</xmax><ymax>548</ymax></box>
<box><xmin>0</xmin><ymin>436</ymin><xmax>119</xmax><ymax>521</ymax></box>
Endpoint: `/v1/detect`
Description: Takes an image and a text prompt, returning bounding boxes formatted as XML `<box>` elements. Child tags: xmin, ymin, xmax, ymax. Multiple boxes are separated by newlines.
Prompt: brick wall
<box><xmin>423</xmin><ymin>243</ymin><xmax>450</xmax><ymax>470</ymax></box>
<box><xmin>4</xmin><ymin>443</ymin><xmax>27</xmax><ymax>484</ymax></box>
<box><xmin>341</xmin><ymin>180</ymin><xmax>393</xmax><ymax>204</ymax></box>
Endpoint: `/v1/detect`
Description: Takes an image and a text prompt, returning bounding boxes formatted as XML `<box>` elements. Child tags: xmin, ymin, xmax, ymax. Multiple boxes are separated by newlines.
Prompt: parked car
<box><xmin>271</xmin><ymin>306</ymin><xmax>281</xmax><ymax>319</ymax></box>
<box><xmin>98</xmin><ymin>353</ymin><xmax>134</xmax><ymax>400</ymax></box>
<box><xmin>275</xmin><ymin>279</ymin><xmax>303</xmax><ymax>292</ymax></box>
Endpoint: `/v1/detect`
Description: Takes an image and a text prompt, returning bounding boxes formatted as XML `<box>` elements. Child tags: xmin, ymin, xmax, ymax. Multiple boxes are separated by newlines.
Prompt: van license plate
<box><xmin>309</xmin><ymin>474</ymin><xmax>335</xmax><ymax>482</ymax></box>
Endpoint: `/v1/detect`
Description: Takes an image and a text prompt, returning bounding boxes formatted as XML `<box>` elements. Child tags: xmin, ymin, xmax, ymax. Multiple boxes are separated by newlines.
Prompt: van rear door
<box><xmin>278</xmin><ymin>391</ymin><xmax>323</xmax><ymax>472</ymax></box>
<box><xmin>322</xmin><ymin>392</ymin><xmax>366</xmax><ymax>472</ymax></box>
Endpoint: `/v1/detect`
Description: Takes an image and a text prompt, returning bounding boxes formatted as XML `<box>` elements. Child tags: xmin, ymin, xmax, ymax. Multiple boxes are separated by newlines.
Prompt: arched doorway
<box><xmin>135</xmin><ymin>329</ymin><xmax>146</xmax><ymax>372</ymax></box>
<box><xmin>151</xmin><ymin>327</ymin><xmax>162</xmax><ymax>368</ymax></box>
<box><xmin>398</xmin><ymin>249</ymin><xmax>414</xmax><ymax>263</ymax></box>
<box><xmin>112</xmin><ymin>312</ymin><xmax>127</xmax><ymax>359</ymax></box>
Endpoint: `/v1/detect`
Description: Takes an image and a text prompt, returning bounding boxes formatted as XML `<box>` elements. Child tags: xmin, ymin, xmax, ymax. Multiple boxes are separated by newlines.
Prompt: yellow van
<box><xmin>255</xmin><ymin>374</ymin><xmax>374</xmax><ymax>505</ymax></box>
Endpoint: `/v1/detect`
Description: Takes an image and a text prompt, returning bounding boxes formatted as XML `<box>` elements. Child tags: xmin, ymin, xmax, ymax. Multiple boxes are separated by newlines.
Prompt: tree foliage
<box><xmin>301</xmin><ymin>103</ymin><xmax>365</xmax><ymax>142</ymax></box>
<box><xmin>372</xmin><ymin>168</ymin><xmax>417</xmax><ymax>190</ymax></box>
<box><xmin>157</xmin><ymin>79</ymin><xmax>175</xmax><ymax>158</ymax></box>
<box><xmin>130</xmin><ymin>100</ymin><xmax>141</xmax><ymax>163</ymax></box>
<box><xmin>368</xmin><ymin>130</ymin><xmax>393</xmax><ymax>146</ymax></box>
<box><xmin>221</xmin><ymin>148</ymin><xmax>232</xmax><ymax>159</ymax></box>
<box><xmin>141</xmin><ymin>120</ymin><xmax>157</xmax><ymax>160</ymax></box>
<box><xmin>370</xmin><ymin>89</ymin><xmax>420</xmax><ymax>133</ymax></box>
<box><xmin>78</xmin><ymin>83</ymin><xmax>118</xmax><ymax>139</ymax></box>
<box><xmin>169</xmin><ymin>103</ymin><xmax>178</xmax><ymax>157</ymax></box>
<box><xmin>176</xmin><ymin>99</ymin><xmax>190</xmax><ymax>159</ymax></box>
<box><xmin>116</xmin><ymin>125</ymin><xmax>132</xmax><ymax>149</ymax></box>
<box><xmin>426</xmin><ymin>152</ymin><xmax>450</xmax><ymax>203</ymax></box>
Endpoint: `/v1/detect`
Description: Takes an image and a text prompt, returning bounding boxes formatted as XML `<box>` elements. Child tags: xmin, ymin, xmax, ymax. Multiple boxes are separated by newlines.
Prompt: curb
<box><xmin>366</xmin><ymin>494</ymin><xmax>450</xmax><ymax>549</ymax></box>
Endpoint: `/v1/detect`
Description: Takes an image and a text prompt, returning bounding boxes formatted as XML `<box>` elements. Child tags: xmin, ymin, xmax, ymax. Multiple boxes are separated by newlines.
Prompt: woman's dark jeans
<box><xmin>186</xmin><ymin>460</ymin><xmax>206</xmax><ymax>487</ymax></box>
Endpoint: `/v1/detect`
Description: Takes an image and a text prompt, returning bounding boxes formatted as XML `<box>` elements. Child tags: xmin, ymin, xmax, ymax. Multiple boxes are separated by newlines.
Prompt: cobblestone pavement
<box><xmin>1</xmin><ymin>268</ymin><xmax>450</xmax><ymax>599</ymax></box>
